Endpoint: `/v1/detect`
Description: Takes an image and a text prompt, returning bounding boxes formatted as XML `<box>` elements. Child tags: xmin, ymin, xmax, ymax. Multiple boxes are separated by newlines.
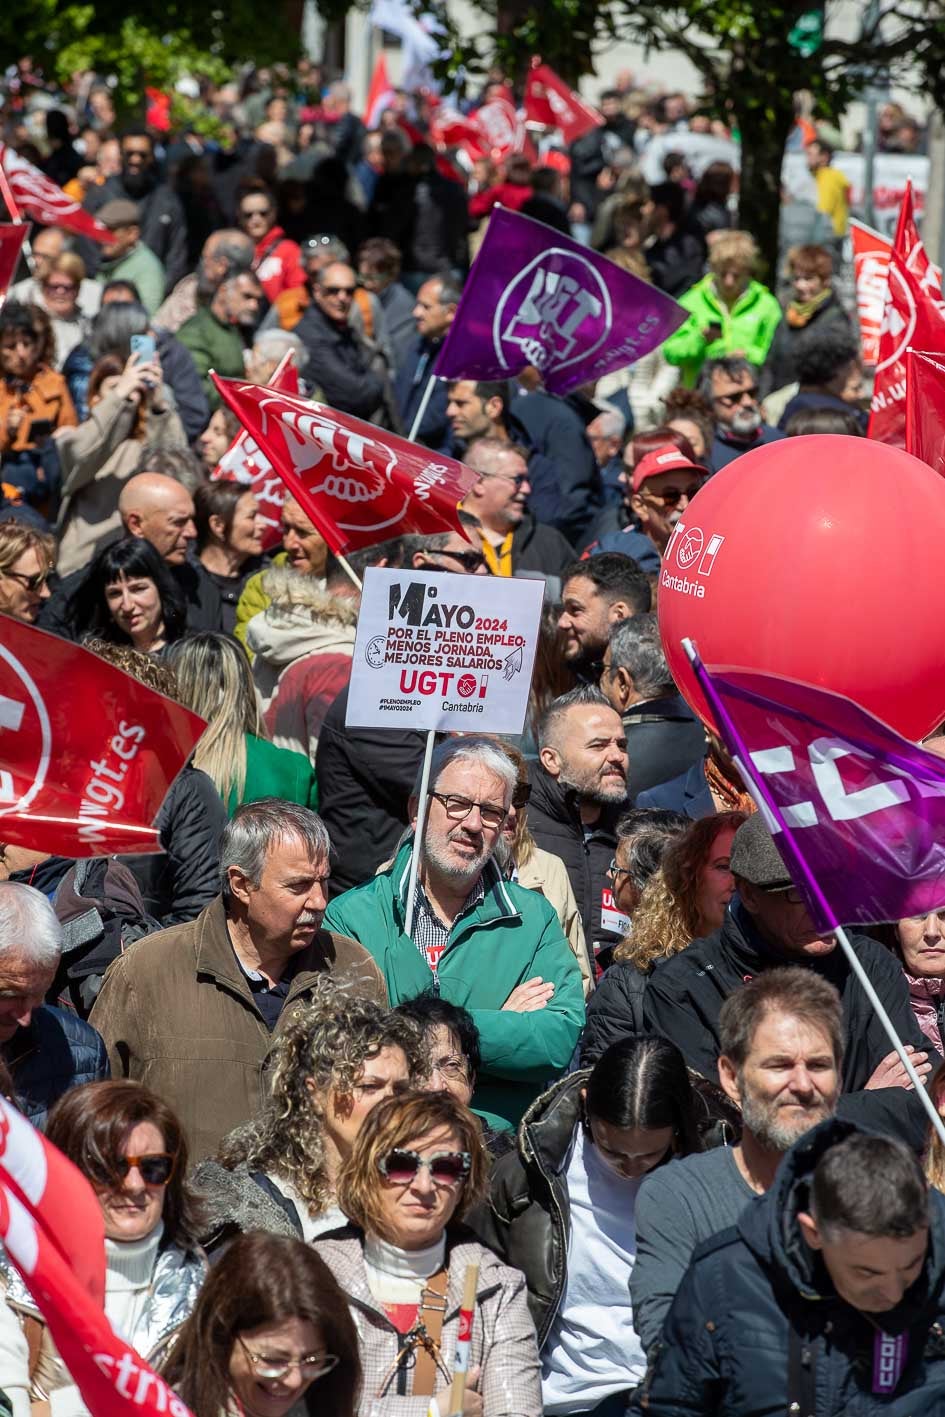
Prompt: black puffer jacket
<box><xmin>526</xmin><ymin>768</ymin><xmax>621</xmax><ymax>968</ymax></box>
<box><xmin>636</xmin><ymin>1117</ymin><xmax>945</xmax><ymax>1416</ymax></box>
<box><xmin>466</xmin><ymin>1071</ymin><xmax>585</xmax><ymax>1346</ymax></box>
<box><xmin>580</xmin><ymin>959</ymin><xmax>648</xmax><ymax>1064</ymax></box>
<box><xmin>83</xmin><ymin>175</ymin><xmax>190</xmax><ymax>286</ymax></box>
<box><xmin>121</xmin><ymin>764</ymin><xmax>227</xmax><ymax>926</ymax></box>
<box><xmin>4</xmin><ymin>1006</ymin><xmax>110</xmax><ymax>1129</ymax></box>
<box><xmin>294</xmin><ymin>302</ymin><xmax>386</xmax><ymax>420</ymax></box>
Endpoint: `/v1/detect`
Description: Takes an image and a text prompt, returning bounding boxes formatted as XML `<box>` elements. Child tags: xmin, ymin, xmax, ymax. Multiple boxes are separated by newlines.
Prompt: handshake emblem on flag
<box><xmin>499</xmin><ymin>258</ymin><xmax>608</xmax><ymax>370</ymax></box>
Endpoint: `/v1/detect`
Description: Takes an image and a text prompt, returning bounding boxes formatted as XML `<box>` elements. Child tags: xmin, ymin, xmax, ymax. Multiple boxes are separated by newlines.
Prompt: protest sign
<box><xmin>346</xmin><ymin>568</ymin><xmax>543</xmax><ymax>734</ymax></box>
<box><xmin>0</xmin><ymin>617</ymin><xmax>205</xmax><ymax>857</ymax></box>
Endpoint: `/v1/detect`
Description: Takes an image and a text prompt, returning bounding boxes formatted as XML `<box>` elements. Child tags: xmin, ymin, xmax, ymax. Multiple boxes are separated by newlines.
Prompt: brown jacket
<box><xmin>0</xmin><ymin>366</ymin><xmax>76</xmax><ymax>453</ymax></box>
<box><xmin>89</xmin><ymin>895</ymin><xmax>387</xmax><ymax>1160</ymax></box>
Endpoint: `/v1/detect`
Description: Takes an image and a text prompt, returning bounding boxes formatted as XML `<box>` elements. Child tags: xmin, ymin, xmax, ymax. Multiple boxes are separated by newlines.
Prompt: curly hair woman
<box><xmin>581</xmin><ymin>811</ymin><xmax>746</xmax><ymax>1064</ymax></box>
<box><xmin>195</xmin><ymin>978</ymin><xmax>426</xmax><ymax>1251</ymax></box>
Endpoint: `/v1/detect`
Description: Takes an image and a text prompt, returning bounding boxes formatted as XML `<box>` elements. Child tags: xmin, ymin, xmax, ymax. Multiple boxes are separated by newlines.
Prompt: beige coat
<box><xmin>517</xmin><ymin>845</ymin><xmax>594</xmax><ymax>997</ymax></box>
<box><xmin>55</xmin><ymin>386</ymin><xmax>187</xmax><ymax>576</ymax></box>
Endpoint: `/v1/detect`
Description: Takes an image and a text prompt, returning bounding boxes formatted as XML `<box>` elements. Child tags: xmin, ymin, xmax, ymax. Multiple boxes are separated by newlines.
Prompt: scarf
<box><xmin>704</xmin><ymin>753</ymin><xmax>757</xmax><ymax>813</ymax></box>
<box><xmin>785</xmin><ymin>287</ymin><xmax>832</xmax><ymax>328</ymax></box>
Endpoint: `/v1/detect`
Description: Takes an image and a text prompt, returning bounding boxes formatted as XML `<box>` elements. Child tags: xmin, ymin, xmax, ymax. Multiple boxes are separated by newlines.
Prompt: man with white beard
<box><xmin>701</xmin><ymin>355</ymin><xmax>786</xmax><ymax>473</ymax></box>
<box><xmin>630</xmin><ymin>968</ymin><xmax>842</xmax><ymax>1355</ymax></box>
<box><xmin>323</xmin><ymin>737</ymin><xmax>585</xmax><ymax>1132</ymax></box>
<box><xmin>91</xmin><ymin>799</ymin><xmax>386</xmax><ymax>1158</ymax></box>
<box><xmin>528</xmin><ymin>687</ymin><xmax>630</xmax><ymax>972</ymax></box>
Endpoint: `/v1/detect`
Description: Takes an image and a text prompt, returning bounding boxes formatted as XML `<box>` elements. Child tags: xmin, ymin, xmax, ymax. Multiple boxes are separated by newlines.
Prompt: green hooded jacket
<box><xmin>323</xmin><ymin>843</ymin><xmax>586</xmax><ymax>1131</ymax></box>
<box><xmin>662</xmin><ymin>273</ymin><xmax>783</xmax><ymax>386</ymax></box>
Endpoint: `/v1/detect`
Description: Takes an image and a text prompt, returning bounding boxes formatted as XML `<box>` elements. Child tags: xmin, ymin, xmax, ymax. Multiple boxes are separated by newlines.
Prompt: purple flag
<box><xmin>687</xmin><ymin>646</ymin><xmax>945</xmax><ymax>931</ymax></box>
<box><xmin>434</xmin><ymin>207</ymin><xmax>687</xmax><ymax>395</ymax></box>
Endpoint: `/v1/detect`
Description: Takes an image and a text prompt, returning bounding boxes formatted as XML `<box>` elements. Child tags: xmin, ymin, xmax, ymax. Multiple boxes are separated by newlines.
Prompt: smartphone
<box><xmin>130</xmin><ymin>333</ymin><xmax>156</xmax><ymax>364</ymax></box>
<box><xmin>28</xmin><ymin>418</ymin><xmax>53</xmax><ymax>442</ymax></box>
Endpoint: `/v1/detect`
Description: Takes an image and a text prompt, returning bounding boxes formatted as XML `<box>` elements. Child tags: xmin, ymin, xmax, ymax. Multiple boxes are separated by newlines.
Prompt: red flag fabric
<box><xmin>365</xmin><ymin>53</ymin><xmax>396</xmax><ymax>128</ymax></box>
<box><xmin>212</xmin><ymin>376</ymin><xmax>480</xmax><ymax>555</ymax></box>
<box><xmin>905</xmin><ymin>348</ymin><xmax>945</xmax><ymax>477</ymax></box>
<box><xmin>0</xmin><ymin>619</ymin><xmax>206</xmax><ymax>857</ymax></box>
<box><xmin>524</xmin><ymin>63</ymin><xmax>603</xmax><ymax>145</ymax></box>
<box><xmin>0</xmin><ymin>144</ymin><xmax>111</xmax><ymax>244</ymax></box>
<box><xmin>868</xmin><ymin>186</ymin><xmax>945</xmax><ymax>446</ymax></box>
<box><xmin>0</xmin><ymin>1096</ymin><xmax>196</xmax><ymax>1417</ymax></box>
<box><xmin>850</xmin><ymin>220</ymin><xmax>890</xmax><ymax>367</ymax></box>
<box><xmin>473</xmin><ymin>97</ymin><xmax>536</xmax><ymax>163</ymax></box>
<box><xmin>0</xmin><ymin>222</ymin><xmax>30</xmax><ymax>301</ymax></box>
<box><xmin>210</xmin><ymin>351</ymin><xmax>298</xmax><ymax>550</ymax></box>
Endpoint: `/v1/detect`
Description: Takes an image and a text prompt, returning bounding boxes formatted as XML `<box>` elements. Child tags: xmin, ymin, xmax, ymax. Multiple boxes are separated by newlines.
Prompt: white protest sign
<box><xmin>346</xmin><ymin>568</ymin><xmax>543</xmax><ymax>733</ymax></box>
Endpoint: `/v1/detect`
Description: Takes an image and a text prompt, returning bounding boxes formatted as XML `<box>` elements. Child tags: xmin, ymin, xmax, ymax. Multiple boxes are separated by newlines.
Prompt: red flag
<box><xmin>0</xmin><ymin>222</ymin><xmax>30</xmax><ymax>300</ymax></box>
<box><xmin>365</xmin><ymin>53</ymin><xmax>395</xmax><ymax>129</ymax></box>
<box><xmin>0</xmin><ymin>1097</ymin><xmax>196</xmax><ymax>1417</ymax></box>
<box><xmin>212</xmin><ymin>376</ymin><xmax>480</xmax><ymax>555</ymax></box>
<box><xmin>0</xmin><ymin>143</ymin><xmax>111</xmax><ymax>244</ymax></box>
<box><xmin>868</xmin><ymin>185</ymin><xmax>945</xmax><ymax>447</ymax></box>
<box><xmin>524</xmin><ymin>62</ymin><xmax>603</xmax><ymax>145</ymax></box>
<box><xmin>0</xmin><ymin>619</ymin><xmax>206</xmax><ymax>857</ymax></box>
<box><xmin>473</xmin><ymin>97</ymin><xmax>536</xmax><ymax>163</ymax></box>
<box><xmin>905</xmin><ymin>348</ymin><xmax>945</xmax><ymax>477</ymax></box>
<box><xmin>850</xmin><ymin>220</ymin><xmax>890</xmax><ymax>367</ymax></box>
<box><xmin>210</xmin><ymin>350</ymin><xmax>298</xmax><ymax>551</ymax></box>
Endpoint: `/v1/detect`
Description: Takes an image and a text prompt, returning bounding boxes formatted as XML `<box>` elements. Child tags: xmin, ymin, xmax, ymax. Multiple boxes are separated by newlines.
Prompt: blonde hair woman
<box><xmin>662</xmin><ymin>228</ymin><xmax>782</xmax><ymax>385</ymax></box>
<box><xmin>0</xmin><ymin>521</ymin><xmax>53</xmax><ymax>622</ymax></box>
<box><xmin>165</xmin><ymin>632</ymin><xmax>317</xmax><ymax>814</ymax></box>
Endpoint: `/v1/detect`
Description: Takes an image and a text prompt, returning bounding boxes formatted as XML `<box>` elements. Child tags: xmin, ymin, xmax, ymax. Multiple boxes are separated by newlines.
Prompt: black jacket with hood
<box><xmin>636</xmin><ymin>1117</ymin><xmax>945</xmax><ymax>1416</ymax></box>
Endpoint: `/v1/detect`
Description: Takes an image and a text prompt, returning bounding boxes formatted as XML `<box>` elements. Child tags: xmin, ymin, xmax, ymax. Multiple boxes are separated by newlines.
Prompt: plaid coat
<box><xmin>313</xmin><ymin>1229</ymin><xmax>542</xmax><ymax>1417</ymax></box>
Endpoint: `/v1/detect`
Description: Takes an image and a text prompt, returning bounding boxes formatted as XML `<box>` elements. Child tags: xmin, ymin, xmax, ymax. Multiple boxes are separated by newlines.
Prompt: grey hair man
<box><xmin>154</xmin><ymin>228</ymin><xmax>254</xmax><ymax>333</ymax></box>
<box><xmin>90</xmin><ymin>799</ymin><xmax>386</xmax><ymax>1158</ymax></box>
<box><xmin>0</xmin><ymin>881</ymin><xmax>109</xmax><ymax>1127</ymax></box>
<box><xmin>323</xmin><ymin>738</ymin><xmax>586</xmax><ymax>1131</ymax></box>
<box><xmin>600</xmin><ymin>613</ymin><xmax>706</xmax><ymax>797</ymax></box>
<box><xmin>632</xmin><ymin>967</ymin><xmax>842</xmax><ymax>1354</ymax></box>
<box><xmin>699</xmin><ymin>354</ymin><xmax>786</xmax><ymax>474</ymax></box>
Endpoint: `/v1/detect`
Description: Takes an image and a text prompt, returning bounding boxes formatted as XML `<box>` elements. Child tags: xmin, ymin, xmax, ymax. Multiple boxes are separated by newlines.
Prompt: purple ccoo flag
<box><xmin>687</xmin><ymin>652</ymin><xmax>945</xmax><ymax>932</ymax></box>
<box><xmin>434</xmin><ymin>206</ymin><xmax>687</xmax><ymax>395</ymax></box>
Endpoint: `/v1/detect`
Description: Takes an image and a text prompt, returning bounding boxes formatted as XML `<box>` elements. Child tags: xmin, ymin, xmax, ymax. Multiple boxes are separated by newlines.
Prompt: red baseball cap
<box><xmin>631</xmin><ymin>446</ymin><xmax>708</xmax><ymax>494</ymax></box>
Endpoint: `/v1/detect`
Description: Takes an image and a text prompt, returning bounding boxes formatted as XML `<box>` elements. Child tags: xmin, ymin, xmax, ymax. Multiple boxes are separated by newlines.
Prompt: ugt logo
<box><xmin>0</xmin><ymin>644</ymin><xmax>51</xmax><ymax>816</ymax></box>
<box><xmin>494</xmin><ymin>252</ymin><xmax>611</xmax><ymax>373</ymax></box>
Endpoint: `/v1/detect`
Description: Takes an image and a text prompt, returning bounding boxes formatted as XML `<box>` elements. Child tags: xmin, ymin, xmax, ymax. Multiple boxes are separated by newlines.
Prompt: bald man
<box><xmin>461</xmin><ymin>436</ymin><xmax>575</xmax><ymax>579</ymax></box>
<box><xmin>39</xmin><ymin>474</ymin><xmax>223</xmax><ymax>640</ymax></box>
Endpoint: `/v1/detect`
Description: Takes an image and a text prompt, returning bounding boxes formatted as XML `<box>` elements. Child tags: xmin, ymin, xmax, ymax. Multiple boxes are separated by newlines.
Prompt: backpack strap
<box><xmin>786</xmin><ymin>1325</ymin><xmax>817</xmax><ymax>1417</ymax></box>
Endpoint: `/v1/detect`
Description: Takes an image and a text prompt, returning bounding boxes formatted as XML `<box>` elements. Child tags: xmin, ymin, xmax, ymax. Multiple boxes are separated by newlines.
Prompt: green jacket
<box><xmin>226</xmin><ymin>732</ymin><xmax>318</xmax><ymax>815</ymax></box>
<box><xmin>662</xmin><ymin>274</ymin><xmax>782</xmax><ymax>386</ymax></box>
<box><xmin>176</xmin><ymin>305</ymin><xmax>247</xmax><ymax>409</ymax></box>
<box><xmin>96</xmin><ymin>242</ymin><xmax>167</xmax><ymax>317</ymax></box>
<box><xmin>323</xmin><ymin>844</ymin><xmax>586</xmax><ymax>1131</ymax></box>
<box><xmin>235</xmin><ymin>551</ymin><xmax>288</xmax><ymax>650</ymax></box>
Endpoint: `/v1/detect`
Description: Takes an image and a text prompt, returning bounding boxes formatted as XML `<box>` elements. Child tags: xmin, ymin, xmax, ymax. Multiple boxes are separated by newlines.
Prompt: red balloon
<box><xmin>658</xmin><ymin>435</ymin><xmax>945</xmax><ymax>741</ymax></box>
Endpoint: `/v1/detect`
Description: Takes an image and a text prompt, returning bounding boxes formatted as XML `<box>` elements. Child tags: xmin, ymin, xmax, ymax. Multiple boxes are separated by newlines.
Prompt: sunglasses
<box><xmin>321</xmin><ymin>284</ymin><xmax>356</xmax><ymax>297</ymax></box>
<box><xmin>303</xmin><ymin>234</ymin><xmax>337</xmax><ymax>250</ymax></box>
<box><xmin>378</xmin><ymin>1148</ymin><xmax>471</xmax><ymax>1187</ymax></box>
<box><xmin>640</xmin><ymin>482</ymin><xmax>703</xmax><ymax>508</ymax></box>
<box><xmin>714</xmin><ymin>386</ymin><xmax>759</xmax><ymax>408</ymax></box>
<box><xmin>44</xmin><ymin>282</ymin><xmax>77</xmax><ymax>294</ymax></box>
<box><xmin>5</xmin><ymin>569</ymin><xmax>48</xmax><ymax>593</ymax></box>
<box><xmin>431</xmin><ymin>548</ymin><xmax>486</xmax><ymax>572</ymax></box>
<box><xmin>238</xmin><ymin>1338</ymin><xmax>339</xmax><ymax>1383</ymax></box>
<box><xmin>115</xmin><ymin>1152</ymin><xmax>177</xmax><ymax>1186</ymax></box>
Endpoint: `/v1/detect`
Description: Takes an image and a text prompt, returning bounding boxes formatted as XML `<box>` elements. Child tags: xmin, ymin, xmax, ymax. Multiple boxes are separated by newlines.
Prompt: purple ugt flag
<box><xmin>434</xmin><ymin>206</ymin><xmax>687</xmax><ymax>396</ymax></box>
<box><xmin>687</xmin><ymin>647</ymin><xmax>945</xmax><ymax>932</ymax></box>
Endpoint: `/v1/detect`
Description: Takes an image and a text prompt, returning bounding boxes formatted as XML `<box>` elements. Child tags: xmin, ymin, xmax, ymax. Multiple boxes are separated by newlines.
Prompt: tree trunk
<box><xmin>734</xmin><ymin>100</ymin><xmax>796</xmax><ymax>281</ymax></box>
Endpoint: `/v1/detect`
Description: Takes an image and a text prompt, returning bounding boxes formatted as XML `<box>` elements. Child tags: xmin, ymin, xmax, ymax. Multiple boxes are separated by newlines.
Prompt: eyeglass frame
<box><xmin>377</xmin><ymin>1148</ymin><xmax>472</xmax><ymax>1187</ymax></box>
<box><xmin>113</xmin><ymin>1151</ymin><xmax>178</xmax><ymax>1186</ymax></box>
<box><xmin>428</xmin><ymin>790</ymin><xmax>508</xmax><ymax>828</ymax></box>
<box><xmin>607</xmin><ymin>857</ymin><xmax>633</xmax><ymax>883</ymax></box>
<box><xmin>429</xmin><ymin>1055</ymin><xmax>471</xmax><ymax>1084</ymax></box>
<box><xmin>3</xmin><ymin>568</ymin><xmax>48</xmax><ymax>593</ymax></box>
<box><xmin>637</xmin><ymin>481</ymin><xmax>704</xmax><ymax>508</ymax></box>
<box><xmin>425</xmin><ymin>547</ymin><xmax>486</xmax><ymax>572</ymax></box>
<box><xmin>236</xmin><ymin>1337</ymin><xmax>340</xmax><ymax>1383</ymax></box>
<box><xmin>712</xmin><ymin>384</ymin><xmax>760</xmax><ymax>409</ymax></box>
<box><xmin>758</xmin><ymin>883</ymin><xmax>806</xmax><ymax>906</ymax></box>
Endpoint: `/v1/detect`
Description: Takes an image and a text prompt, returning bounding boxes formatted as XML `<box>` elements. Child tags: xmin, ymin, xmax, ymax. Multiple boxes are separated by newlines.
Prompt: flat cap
<box><xmin>97</xmin><ymin>198</ymin><xmax>141</xmax><ymax>229</ymax></box>
<box><xmin>729</xmin><ymin>812</ymin><xmax>794</xmax><ymax>889</ymax></box>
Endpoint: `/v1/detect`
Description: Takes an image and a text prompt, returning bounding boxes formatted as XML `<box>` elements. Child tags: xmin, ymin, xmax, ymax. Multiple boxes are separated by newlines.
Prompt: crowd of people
<box><xmin>0</xmin><ymin>49</ymin><xmax>942</xmax><ymax>1417</ymax></box>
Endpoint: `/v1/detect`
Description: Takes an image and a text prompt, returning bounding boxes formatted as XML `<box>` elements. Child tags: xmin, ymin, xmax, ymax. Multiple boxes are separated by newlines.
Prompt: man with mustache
<box><xmin>91</xmin><ymin>799</ymin><xmax>387</xmax><ymax>1159</ymax></box>
<box><xmin>527</xmin><ymin>687</ymin><xmax>630</xmax><ymax>973</ymax></box>
<box><xmin>323</xmin><ymin>738</ymin><xmax>585</xmax><ymax>1133</ymax></box>
<box><xmin>632</xmin><ymin>967</ymin><xmax>842</xmax><ymax>1354</ymax></box>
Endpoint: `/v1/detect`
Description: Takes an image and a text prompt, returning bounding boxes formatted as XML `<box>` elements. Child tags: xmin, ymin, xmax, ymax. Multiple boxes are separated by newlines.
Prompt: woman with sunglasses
<box><xmin>315</xmin><ymin>1089</ymin><xmax>541</xmax><ymax>1417</ymax></box>
<box><xmin>162</xmin><ymin>1232</ymin><xmax>361</xmax><ymax>1417</ymax></box>
<box><xmin>0</xmin><ymin>521</ymin><xmax>53</xmax><ymax>622</ymax></box>
<box><xmin>0</xmin><ymin>1081</ymin><xmax>206</xmax><ymax>1417</ymax></box>
<box><xmin>196</xmin><ymin>981</ymin><xmax>424</xmax><ymax>1251</ymax></box>
<box><xmin>469</xmin><ymin>1037</ymin><xmax>701</xmax><ymax>1417</ymax></box>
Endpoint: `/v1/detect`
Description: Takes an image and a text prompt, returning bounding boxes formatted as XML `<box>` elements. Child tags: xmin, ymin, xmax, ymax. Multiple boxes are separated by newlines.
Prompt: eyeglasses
<box><xmin>320</xmin><ymin>285</ymin><xmax>356</xmax><ymax>297</ymax></box>
<box><xmin>713</xmin><ymin>386</ymin><xmax>759</xmax><ymax>409</ymax></box>
<box><xmin>428</xmin><ymin>791</ymin><xmax>507</xmax><ymax>828</ymax></box>
<box><xmin>430</xmin><ymin>1056</ymin><xmax>470</xmax><ymax>1083</ymax></box>
<box><xmin>115</xmin><ymin>1152</ymin><xmax>177</xmax><ymax>1186</ymax></box>
<box><xmin>480</xmin><ymin>472</ymin><xmax>529</xmax><ymax>488</ymax></box>
<box><xmin>43</xmin><ymin>282</ymin><xmax>76</xmax><ymax>294</ymax></box>
<box><xmin>760</xmin><ymin>884</ymin><xmax>805</xmax><ymax>906</ymax></box>
<box><xmin>607</xmin><ymin>858</ymin><xmax>633</xmax><ymax>882</ymax></box>
<box><xmin>4</xmin><ymin>569</ymin><xmax>48</xmax><ymax>593</ymax></box>
<box><xmin>429</xmin><ymin>548</ymin><xmax>486</xmax><ymax>572</ymax></box>
<box><xmin>303</xmin><ymin>234</ymin><xmax>338</xmax><ymax>250</ymax></box>
<box><xmin>640</xmin><ymin>482</ymin><xmax>704</xmax><ymax>508</ymax></box>
<box><xmin>378</xmin><ymin>1148</ymin><xmax>472</xmax><ymax>1187</ymax></box>
<box><xmin>237</xmin><ymin>1338</ymin><xmax>340</xmax><ymax>1383</ymax></box>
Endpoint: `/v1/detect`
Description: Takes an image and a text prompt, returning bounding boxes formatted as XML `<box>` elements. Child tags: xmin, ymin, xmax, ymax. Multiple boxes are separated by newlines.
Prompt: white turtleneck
<box><xmin>363</xmin><ymin>1232</ymin><xmax>447</xmax><ymax>1326</ymax></box>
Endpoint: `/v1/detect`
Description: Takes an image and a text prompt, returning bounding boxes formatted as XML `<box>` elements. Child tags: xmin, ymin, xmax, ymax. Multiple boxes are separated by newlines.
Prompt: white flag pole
<box><xmin>682</xmin><ymin>636</ymin><xmax>945</xmax><ymax>1150</ymax></box>
<box><xmin>403</xmin><ymin>729</ymin><xmax>436</xmax><ymax>938</ymax></box>
<box><xmin>408</xmin><ymin>374</ymin><xmax>439</xmax><ymax>442</ymax></box>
